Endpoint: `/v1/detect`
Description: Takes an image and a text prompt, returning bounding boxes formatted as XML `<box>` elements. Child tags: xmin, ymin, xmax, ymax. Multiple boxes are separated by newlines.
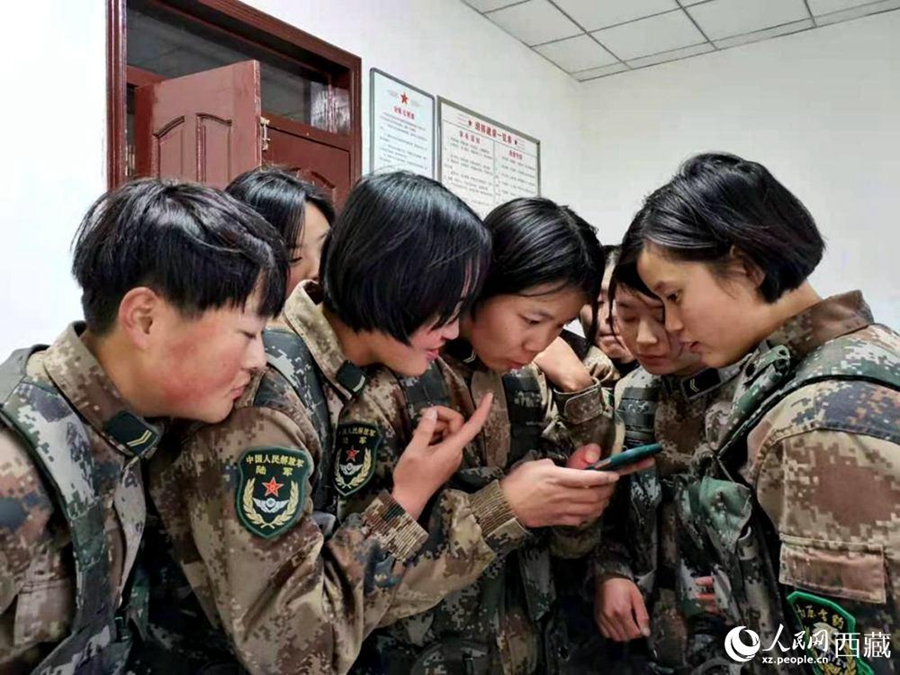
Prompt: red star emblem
<box><xmin>262</xmin><ymin>476</ymin><xmax>283</xmax><ymax>496</ymax></box>
<box><xmin>346</xmin><ymin>447</ymin><xmax>359</xmax><ymax>461</ymax></box>
<box><xmin>400</xmin><ymin>92</ymin><xmax>409</xmax><ymax>104</ymax></box>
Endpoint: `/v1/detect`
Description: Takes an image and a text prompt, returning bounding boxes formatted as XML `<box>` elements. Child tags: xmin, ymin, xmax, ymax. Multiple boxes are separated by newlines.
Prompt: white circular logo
<box><xmin>724</xmin><ymin>626</ymin><xmax>761</xmax><ymax>663</ymax></box>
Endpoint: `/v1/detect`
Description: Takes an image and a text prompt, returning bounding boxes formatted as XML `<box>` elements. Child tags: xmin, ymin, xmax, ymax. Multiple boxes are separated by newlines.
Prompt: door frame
<box><xmin>107</xmin><ymin>0</ymin><xmax>362</xmax><ymax>189</ymax></box>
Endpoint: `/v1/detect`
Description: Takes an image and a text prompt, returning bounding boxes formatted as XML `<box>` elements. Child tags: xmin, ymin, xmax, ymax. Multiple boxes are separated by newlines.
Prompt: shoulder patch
<box><xmin>236</xmin><ymin>447</ymin><xmax>310</xmax><ymax>539</ymax></box>
<box><xmin>333</xmin><ymin>423</ymin><xmax>381</xmax><ymax>496</ymax></box>
<box><xmin>787</xmin><ymin>590</ymin><xmax>874</xmax><ymax>675</ymax></box>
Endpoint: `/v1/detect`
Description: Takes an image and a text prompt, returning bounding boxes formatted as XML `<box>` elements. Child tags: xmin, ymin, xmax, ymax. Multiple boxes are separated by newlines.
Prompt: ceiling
<box><xmin>462</xmin><ymin>0</ymin><xmax>900</xmax><ymax>81</ymax></box>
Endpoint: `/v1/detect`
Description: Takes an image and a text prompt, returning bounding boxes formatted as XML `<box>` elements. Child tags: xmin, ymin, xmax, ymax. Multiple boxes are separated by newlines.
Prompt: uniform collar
<box><xmin>443</xmin><ymin>338</ymin><xmax>483</xmax><ymax>373</ymax></box>
<box><xmin>764</xmin><ymin>291</ymin><xmax>872</xmax><ymax>360</ymax></box>
<box><xmin>42</xmin><ymin>323</ymin><xmax>161</xmax><ymax>458</ymax></box>
<box><xmin>662</xmin><ymin>358</ymin><xmax>746</xmax><ymax>402</ymax></box>
<box><xmin>282</xmin><ymin>281</ymin><xmax>367</xmax><ymax>398</ymax></box>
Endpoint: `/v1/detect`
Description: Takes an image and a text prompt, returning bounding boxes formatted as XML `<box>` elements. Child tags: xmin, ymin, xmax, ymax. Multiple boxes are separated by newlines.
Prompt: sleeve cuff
<box><xmin>592</xmin><ymin>558</ymin><xmax>635</xmax><ymax>583</ymax></box>
<box><xmin>553</xmin><ymin>379</ymin><xmax>605</xmax><ymax>425</ymax></box>
<box><xmin>468</xmin><ymin>480</ymin><xmax>529</xmax><ymax>556</ymax></box>
<box><xmin>362</xmin><ymin>491</ymin><xmax>429</xmax><ymax>561</ymax></box>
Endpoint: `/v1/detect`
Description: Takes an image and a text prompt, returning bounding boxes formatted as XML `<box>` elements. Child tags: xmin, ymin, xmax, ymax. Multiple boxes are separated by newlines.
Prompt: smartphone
<box><xmin>585</xmin><ymin>442</ymin><xmax>663</xmax><ymax>472</ymax></box>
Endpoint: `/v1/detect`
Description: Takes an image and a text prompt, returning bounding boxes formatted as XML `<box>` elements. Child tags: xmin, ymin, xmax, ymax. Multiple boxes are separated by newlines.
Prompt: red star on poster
<box><xmin>262</xmin><ymin>476</ymin><xmax>283</xmax><ymax>496</ymax></box>
<box><xmin>346</xmin><ymin>447</ymin><xmax>359</xmax><ymax>461</ymax></box>
<box><xmin>400</xmin><ymin>92</ymin><xmax>409</xmax><ymax>104</ymax></box>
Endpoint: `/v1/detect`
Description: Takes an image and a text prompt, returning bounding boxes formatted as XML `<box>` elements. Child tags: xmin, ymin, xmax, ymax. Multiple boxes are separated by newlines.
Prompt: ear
<box><xmin>727</xmin><ymin>246</ymin><xmax>765</xmax><ymax>290</ymax></box>
<box><xmin>117</xmin><ymin>287</ymin><xmax>161</xmax><ymax>350</ymax></box>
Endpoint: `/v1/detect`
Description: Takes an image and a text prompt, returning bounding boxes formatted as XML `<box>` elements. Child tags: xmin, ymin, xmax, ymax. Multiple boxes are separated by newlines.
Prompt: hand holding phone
<box><xmin>585</xmin><ymin>442</ymin><xmax>662</xmax><ymax>472</ymax></box>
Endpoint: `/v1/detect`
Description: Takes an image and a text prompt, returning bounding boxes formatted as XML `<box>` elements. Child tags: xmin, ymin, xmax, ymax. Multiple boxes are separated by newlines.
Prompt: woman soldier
<box><xmin>0</xmin><ymin>181</ymin><xmax>288</xmax><ymax>675</ymax></box>
<box><xmin>626</xmin><ymin>152</ymin><xmax>899</xmax><ymax>674</ymax></box>
<box><xmin>590</xmin><ymin>250</ymin><xmax>749</xmax><ymax>673</ymax></box>
<box><xmin>148</xmin><ymin>172</ymin><xmax>559</xmax><ymax>674</ymax></box>
<box><xmin>133</xmin><ymin>168</ymin><xmax>340</xmax><ymax>672</ymax></box>
<box><xmin>339</xmin><ymin>197</ymin><xmax>648</xmax><ymax>675</ymax></box>
<box><xmin>226</xmin><ymin>166</ymin><xmax>335</xmax><ymax>292</ymax></box>
<box><xmin>569</xmin><ymin>245</ymin><xmax>638</xmax><ymax>382</ymax></box>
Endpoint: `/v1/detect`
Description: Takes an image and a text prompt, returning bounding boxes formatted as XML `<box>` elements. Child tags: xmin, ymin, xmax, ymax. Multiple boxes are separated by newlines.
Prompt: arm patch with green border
<box><xmin>787</xmin><ymin>590</ymin><xmax>874</xmax><ymax>675</ymax></box>
<box><xmin>236</xmin><ymin>447</ymin><xmax>311</xmax><ymax>539</ymax></box>
<box><xmin>333</xmin><ymin>422</ymin><xmax>381</xmax><ymax>496</ymax></box>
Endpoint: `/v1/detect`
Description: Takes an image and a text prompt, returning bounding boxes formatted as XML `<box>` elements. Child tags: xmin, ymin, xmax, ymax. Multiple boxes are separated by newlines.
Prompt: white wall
<box><xmin>1</xmin><ymin>2</ymin><xmax>897</xmax><ymax>359</ymax></box>
<box><xmin>0</xmin><ymin>2</ymin><xmax>107</xmax><ymax>357</ymax></box>
<box><xmin>0</xmin><ymin>0</ymin><xmax>583</xmax><ymax>358</ymax></box>
<box><xmin>246</xmin><ymin>0</ymin><xmax>584</xmax><ymax>204</ymax></box>
<box><xmin>577</xmin><ymin>11</ymin><xmax>900</xmax><ymax>328</ymax></box>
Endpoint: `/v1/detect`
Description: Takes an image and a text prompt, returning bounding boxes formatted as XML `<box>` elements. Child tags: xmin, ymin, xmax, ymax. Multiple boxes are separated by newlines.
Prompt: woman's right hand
<box><xmin>500</xmin><ymin>459</ymin><xmax>619</xmax><ymax>528</ymax></box>
<box><xmin>595</xmin><ymin>576</ymin><xmax>651</xmax><ymax>642</ymax></box>
<box><xmin>391</xmin><ymin>394</ymin><xmax>493</xmax><ymax>519</ymax></box>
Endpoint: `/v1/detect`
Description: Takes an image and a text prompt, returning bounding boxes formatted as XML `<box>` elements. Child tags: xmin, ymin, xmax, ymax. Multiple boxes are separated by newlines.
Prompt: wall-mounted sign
<box><xmin>438</xmin><ymin>98</ymin><xmax>540</xmax><ymax>216</ymax></box>
<box><xmin>370</xmin><ymin>68</ymin><xmax>435</xmax><ymax>177</ymax></box>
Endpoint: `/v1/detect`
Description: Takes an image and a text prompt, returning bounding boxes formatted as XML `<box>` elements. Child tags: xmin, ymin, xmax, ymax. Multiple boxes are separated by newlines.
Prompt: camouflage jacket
<box><xmin>679</xmin><ymin>291</ymin><xmax>900</xmax><ymax>675</ymax></box>
<box><xmin>0</xmin><ymin>324</ymin><xmax>161</xmax><ymax>673</ymax></box>
<box><xmin>149</xmin><ymin>282</ymin><xmax>525</xmax><ymax>675</ymax></box>
<box><xmin>592</xmin><ymin>363</ymin><xmax>743</xmax><ymax>667</ymax></box>
<box><xmin>342</xmin><ymin>341</ymin><xmax>619</xmax><ymax>675</ymax></box>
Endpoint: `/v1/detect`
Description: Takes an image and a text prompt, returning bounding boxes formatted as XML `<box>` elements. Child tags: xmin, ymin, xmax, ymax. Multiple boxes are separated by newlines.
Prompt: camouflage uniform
<box><xmin>124</xmin><ymin>480</ymin><xmax>245</xmax><ymax>674</ymax></box>
<box><xmin>675</xmin><ymin>291</ymin><xmax>900</xmax><ymax>675</ymax></box>
<box><xmin>590</xmin><ymin>360</ymin><xmax>744</xmax><ymax>673</ymax></box>
<box><xmin>149</xmin><ymin>282</ymin><xmax>527</xmax><ymax>674</ymax></box>
<box><xmin>341</xmin><ymin>338</ymin><xmax>619</xmax><ymax>675</ymax></box>
<box><xmin>0</xmin><ymin>324</ymin><xmax>161</xmax><ymax>674</ymax></box>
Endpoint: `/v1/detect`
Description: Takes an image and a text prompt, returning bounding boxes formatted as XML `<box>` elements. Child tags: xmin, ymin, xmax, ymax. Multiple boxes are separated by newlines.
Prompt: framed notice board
<box><xmin>437</xmin><ymin>98</ymin><xmax>540</xmax><ymax>216</ymax></box>
<box><xmin>370</xmin><ymin>68</ymin><xmax>435</xmax><ymax>177</ymax></box>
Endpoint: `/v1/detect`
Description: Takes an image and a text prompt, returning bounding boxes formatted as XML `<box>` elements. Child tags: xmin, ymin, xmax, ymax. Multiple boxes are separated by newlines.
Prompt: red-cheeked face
<box><xmin>146</xmin><ymin>290</ymin><xmax>269</xmax><ymax>423</ymax></box>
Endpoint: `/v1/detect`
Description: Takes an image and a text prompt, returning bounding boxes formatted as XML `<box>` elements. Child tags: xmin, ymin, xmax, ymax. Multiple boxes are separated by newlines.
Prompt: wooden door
<box><xmin>134</xmin><ymin>60</ymin><xmax>262</xmax><ymax>188</ymax></box>
<box><xmin>263</xmin><ymin>115</ymin><xmax>352</xmax><ymax>207</ymax></box>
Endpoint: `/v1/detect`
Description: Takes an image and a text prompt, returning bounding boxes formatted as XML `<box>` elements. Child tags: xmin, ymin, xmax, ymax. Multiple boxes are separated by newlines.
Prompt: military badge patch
<box><xmin>334</xmin><ymin>423</ymin><xmax>381</xmax><ymax>496</ymax></box>
<box><xmin>236</xmin><ymin>447</ymin><xmax>310</xmax><ymax>539</ymax></box>
<box><xmin>787</xmin><ymin>591</ymin><xmax>874</xmax><ymax>675</ymax></box>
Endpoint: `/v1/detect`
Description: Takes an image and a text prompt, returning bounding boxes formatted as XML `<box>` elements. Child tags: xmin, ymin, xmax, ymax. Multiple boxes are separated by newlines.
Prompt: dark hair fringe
<box><xmin>72</xmin><ymin>179</ymin><xmax>289</xmax><ymax>334</ymax></box>
<box><xmin>478</xmin><ymin>197</ymin><xmax>605</xmax><ymax>339</ymax></box>
<box><xmin>226</xmin><ymin>166</ymin><xmax>335</xmax><ymax>257</ymax></box>
<box><xmin>320</xmin><ymin>171</ymin><xmax>491</xmax><ymax>343</ymax></box>
<box><xmin>624</xmin><ymin>152</ymin><xmax>825</xmax><ymax>303</ymax></box>
<box><xmin>603</xmin><ymin>237</ymin><xmax>657</xmax><ymax>339</ymax></box>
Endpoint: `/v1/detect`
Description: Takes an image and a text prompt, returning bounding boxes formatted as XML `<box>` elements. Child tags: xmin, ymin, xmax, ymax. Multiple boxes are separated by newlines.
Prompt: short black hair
<box><xmin>226</xmin><ymin>166</ymin><xmax>335</xmax><ymax>259</ymax></box>
<box><xmin>478</xmin><ymin>197</ymin><xmax>605</xmax><ymax>338</ymax></box>
<box><xmin>72</xmin><ymin>179</ymin><xmax>289</xmax><ymax>334</ymax></box>
<box><xmin>625</xmin><ymin>152</ymin><xmax>825</xmax><ymax>303</ymax></box>
<box><xmin>604</xmin><ymin>239</ymin><xmax>658</xmax><ymax>341</ymax></box>
<box><xmin>610</xmin><ymin>242</ymin><xmax>654</xmax><ymax>301</ymax></box>
<box><xmin>320</xmin><ymin>171</ymin><xmax>490</xmax><ymax>343</ymax></box>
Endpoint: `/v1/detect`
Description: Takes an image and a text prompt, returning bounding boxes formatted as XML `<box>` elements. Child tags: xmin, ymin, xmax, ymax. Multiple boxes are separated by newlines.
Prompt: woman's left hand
<box><xmin>533</xmin><ymin>337</ymin><xmax>594</xmax><ymax>392</ymax></box>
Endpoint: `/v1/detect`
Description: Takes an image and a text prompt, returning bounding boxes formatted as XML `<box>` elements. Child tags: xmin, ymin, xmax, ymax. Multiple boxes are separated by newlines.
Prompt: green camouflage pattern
<box><xmin>590</xmin><ymin>359</ymin><xmax>743</xmax><ymax>671</ymax></box>
<box><xmin>345</xmin><ymin>340</ymin><xmax>618</xmax><ymax>675</ymax></box>
<box><xmin>678</xmin><ymin>292</ymin><xmax>900</xmax><ymax>674</ymax></box>
<box><xmin>0</xmin><ymin>325</ymin><xmax>158</xmax><ymax>674</ymax></box>
<box><xmin>150</xmin><ymin>282</ymin><xmax>528</xmax><ymax>674</ymax></box>
<box><xmin>124</xmin><ymin>494</ymin><xmax>245</xmax><ymax>674</ymax></box>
